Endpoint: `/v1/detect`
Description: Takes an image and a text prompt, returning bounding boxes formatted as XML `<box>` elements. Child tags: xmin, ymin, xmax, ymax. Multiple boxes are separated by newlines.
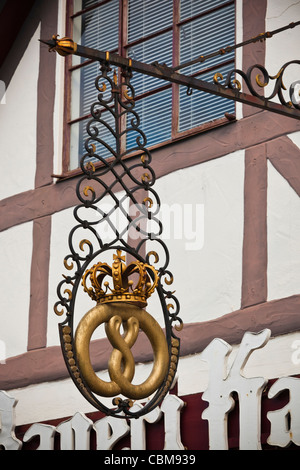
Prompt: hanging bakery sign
<box><xmin>51</xmin><ymin>55</ymin><xmax>182</xmax><ymax>419</ymax></box>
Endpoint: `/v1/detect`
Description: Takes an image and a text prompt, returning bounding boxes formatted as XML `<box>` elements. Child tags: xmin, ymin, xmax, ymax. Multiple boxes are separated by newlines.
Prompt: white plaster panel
<box><xmin>47</xmin><ymin>192</ymin><xmax>129</xmax><ymax>347</ymax></box>
<box><xmin>0</xmin><ymin>222</ymin><xmax>32</xmax><ymax>358</ymax></box>
<box><xmin>146</xmin><ymin>150</ymin><xmax>244</xmax><ymax>325</ymax></box>
<box><xmin>267</xmin><ymin>160</ymin><xmax>300</xmax><ymax>300</ymax></box>
<box><xmin>288</xmin><ymin>130</ymin><xmax>300</xmax><ymax>149</ymax></box>
<box><xmin>53</xmin><ymin>0</ymin><xmax>67</xmax><ymax>177</ymax></box>
<box><xmin>0</xmin><ymin>24</ymin><xmax>40</xmax><ymax>200</ymax></box>
<box><xmin>265</xmin><ymin>0</ymin><xmax>300</xmax><ymax>104</ymax></box>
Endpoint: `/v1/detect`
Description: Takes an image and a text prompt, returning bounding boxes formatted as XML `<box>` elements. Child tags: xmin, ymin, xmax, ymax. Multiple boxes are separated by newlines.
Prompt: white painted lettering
<box><xmin>56</xmin><ymin>412</ymin><xmax>93</xmax><ymax>450</ymax></box>
<box><xmin>93</xmin><ymin>414</ymin><xmax>129</xmax><ymax>450</ymax></box>
<box><xmin>23</xmin><ymin>423</ymin><xmax>56</xmax><ymax>450</ymax></box>
<box><xmin>129</xmin><ymin>403</ymin><xmax>162</xmax><ymax>450</ymax></box>
<box><xmin>267</xmin><ymin>377</ymin><xmax>300</xmax><ymax>447</ymax></box>
<box><xmin>201</xmin><ymin>329</ymin><xmax>271</xmax><ymax>450</ymax></box>
<box><xmin>0</xmin><ymin>391</ymin><xmax>21</xmax><ymax>450</ymax></box>
<box><xmin>161</xmin><ymin>394</ymin><xmax>185</xmax><ymax>450</ymax></box>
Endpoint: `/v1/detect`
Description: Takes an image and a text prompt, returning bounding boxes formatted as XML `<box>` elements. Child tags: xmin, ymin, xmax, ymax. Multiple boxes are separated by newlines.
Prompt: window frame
<box><xmin>60</xmin><ymin>0</ymin><xmax>236</xmax><ymax>177</ymax></box>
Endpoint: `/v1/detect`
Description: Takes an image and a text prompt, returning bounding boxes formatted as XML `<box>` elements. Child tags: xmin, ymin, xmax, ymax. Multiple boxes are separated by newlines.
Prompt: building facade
<box><xmin>0</xmin><ymin>0</ymin><xmax>300</xmax><ymax>450</ymax></box>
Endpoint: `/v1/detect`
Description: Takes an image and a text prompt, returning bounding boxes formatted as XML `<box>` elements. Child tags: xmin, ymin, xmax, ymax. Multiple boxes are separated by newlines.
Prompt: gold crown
<box><xmin>81</xmin><ymin>250</ymin><xmax>159</xmax><ymax>307</ymax></box>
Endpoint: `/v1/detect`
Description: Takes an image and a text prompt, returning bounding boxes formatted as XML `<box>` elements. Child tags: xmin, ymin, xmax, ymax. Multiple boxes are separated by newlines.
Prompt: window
<box><xmin>65</xmin><ymin>0</ymin><xmax>235</xmax><ymax>172</ymax></box>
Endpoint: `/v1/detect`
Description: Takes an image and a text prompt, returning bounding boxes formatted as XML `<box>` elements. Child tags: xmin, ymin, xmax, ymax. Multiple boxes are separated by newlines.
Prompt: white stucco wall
<box><xmin>265</xmin><ymin>0</ymin><xmax>300</xmax><ymax>104</ymax></box>
<box><xmin>0</xmin><ymin>222</ymin><xmax>32</xmax><ymax>358</ymax></box>
<box><xmin>146</xmin><ymin>150</ymin><xmax>244</xmax><ymax>325</ymax></box>
<box><xmin>267</xmin><ymin>132</ymin><xmax>300</xmax><ymax>301</ymax></box>
<box><xmin>0</xmin><ymin>24</ymin><xmax>40</xmax><ymax>200</ymax></box>
<box><xmin>53</xmin><ymin>0</ymin><xmax>67</xmax><ymax>177</ymax></box>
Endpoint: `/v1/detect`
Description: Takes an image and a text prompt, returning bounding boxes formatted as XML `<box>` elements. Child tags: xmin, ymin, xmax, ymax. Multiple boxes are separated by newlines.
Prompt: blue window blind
<box><xmin>179</xmin><ymin>1</ymin><xmax>235</xmax><ymax>131</ymax></box>
<box><xmin>180</xmin><ymin>0</ymin><xmax>233</xmax><ymax>20</ymax></box>
<box><xmin>73</xmin><ymin>0</ymin><xmax>119</xmax><ymax>163</ymax></box>
<box><xmin>69</xmin><ymin>0</ymin><xmax>235</xmax><ymax>169</ymax></box>
<box><xmin>128</xmin><ymin>0</ymin><xmax>173</xmax><ymax>42</ymax></box>
<box><xmin>126</xmin><ymin>0</ymin><xmax>173</xmax><ymax>150</ymax></box>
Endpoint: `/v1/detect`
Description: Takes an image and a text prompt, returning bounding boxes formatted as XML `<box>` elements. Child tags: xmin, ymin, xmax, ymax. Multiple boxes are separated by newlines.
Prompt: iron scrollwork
<box><xmin>214</xmin><ymin>60</ymin><xmax>300</xmax><ymax>109</ymax></box>
<box><xmin>54</xmin><ymin>60</ymin><xmax>182</xmax><ymax>418</ymax></box>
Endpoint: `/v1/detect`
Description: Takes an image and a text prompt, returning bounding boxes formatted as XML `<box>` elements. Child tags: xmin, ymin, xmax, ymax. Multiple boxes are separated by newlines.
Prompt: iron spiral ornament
<box><xmin>54</xmin><ymin>60</ymin><xmax>182</xmax><ymax>418</ymax></box>
<box><xmin>213</xmin><ymin>60</ymin><xmax>300</xmax><ymax>109</ymax></box>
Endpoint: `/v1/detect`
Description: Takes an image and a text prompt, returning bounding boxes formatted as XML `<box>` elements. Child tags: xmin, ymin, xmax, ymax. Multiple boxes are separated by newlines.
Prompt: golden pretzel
<box><xmin>74</xmin><ymin>302</ymin><xmax>169</xmax><ymax>399</ymax></box>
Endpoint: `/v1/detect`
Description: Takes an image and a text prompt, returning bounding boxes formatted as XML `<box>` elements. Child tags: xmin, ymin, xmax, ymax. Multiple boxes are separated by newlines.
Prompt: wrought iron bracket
<box><xmin>40</xmin><ymin>35</ymin><xmax>300</xmax><ymax>121</ymax></box>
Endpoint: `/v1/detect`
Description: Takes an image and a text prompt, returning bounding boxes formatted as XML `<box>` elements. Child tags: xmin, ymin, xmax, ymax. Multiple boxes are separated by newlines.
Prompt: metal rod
<box><xmin>40</xmin><ymin>37</ymin><xmax>300</xmax><ymax>120</ymax></box>
<box><xmin>173</xmin><ymin>20</ymin><xmax>300</xmax><ymax>72</ymax></box>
